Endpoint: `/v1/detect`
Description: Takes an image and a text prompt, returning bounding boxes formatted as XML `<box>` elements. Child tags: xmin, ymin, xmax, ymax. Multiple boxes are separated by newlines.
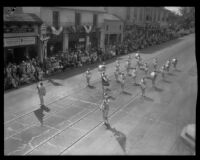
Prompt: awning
<box><xmin>4</xmin><ymin>13</ymin><xmax>43</xmax><ymax>24</ymax></box>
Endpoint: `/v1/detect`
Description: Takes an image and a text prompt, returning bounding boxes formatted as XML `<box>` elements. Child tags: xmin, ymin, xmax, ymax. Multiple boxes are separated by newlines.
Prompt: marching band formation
<box><xmin>36</xmin><ymin>50</ymin><xmax>178</xmax><ymax>127</ymax></box>
<box><xmin>82</xmin><ymin>52</ymin><xmax>178</xmax><ymax>128</ymax></box>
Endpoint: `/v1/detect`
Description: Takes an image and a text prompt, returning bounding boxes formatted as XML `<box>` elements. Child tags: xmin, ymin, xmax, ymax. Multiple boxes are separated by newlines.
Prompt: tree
<box><xmin>178</xmin><ymin>7</ymin><xmax>195</xmax><ymax>29</ymax></box>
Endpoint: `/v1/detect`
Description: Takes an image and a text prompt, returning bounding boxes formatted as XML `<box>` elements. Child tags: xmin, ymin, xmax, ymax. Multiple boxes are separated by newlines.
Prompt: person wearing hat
<box><xmin>101</xmin><ymin>71</ymin><xmax>110</xmax><ymax>92</ymax></box>
<box><xmin>99</xmin><ymin>92</ymin><xmax>110</xmax><ymax>128</ymax></box>
<box><xmin>153</xmin><ymin>58</ymin><xmax>158</xmax><ymax>71</ymax></box>
<box><xmin>37</xmin><ymin>82</ymin><xmax>46</xmax><ymax>107</ymax></box>
<box><xmin>131</xmin><ymin>67</ymin><xmax>137</xmax><ymax>85</ymax></box>
<box><xmin>159</xmin><ymin>65</ymin><xmax>166</xmax><ymax>80</ymax></box>
<box><xmin>171</xmin><ymin>58</ymin><xmax>178</xmax><ymax>70</ymax></box>
<box><xmin>150</xmin><ymin>70</ymin><xmax>157</xmax><ymax>88</ymax></box>
<box><xmin>139</xmin><ymin>77</ymin><xmax>146</xmax><ymax>97</ymax></box>
<box><xmin>125</xmin><ymin>59</ymin><xmax>131</xmax><ymax>76</ymax></box>
<box><xmin>114</xmin><ymin>60</ymin><xmax>120</xmax><ymax>82</ymax></box>
<box><xmin>119</xmin><ymin>72</ymin><xmax>126</xmax><ymax>93</ymax></box>
<box><xmin>165</xmin><ymin>59</ymin><xmax>171</xmax><ymax>73</ymax></box>
<box><xmin>85</xmin><ymin>68</ymin><xmax>92</xmax><ymax>87</ymax></box>
<box><xmin>143</xmin><ymin>63</ymin><xmax>149</xmax><ymax>76</ymax></box>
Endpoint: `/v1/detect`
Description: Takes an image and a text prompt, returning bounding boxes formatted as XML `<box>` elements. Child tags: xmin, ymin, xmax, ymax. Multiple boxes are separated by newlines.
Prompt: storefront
<box><xmin>4</xmin><ymin>13</ymin><xmax>42</xmax><ymax>66</ymax></box>
<box><xmin>46</xmin><ymin>26</ymin><xmax>63</xmax><ymax>56</ymax></box>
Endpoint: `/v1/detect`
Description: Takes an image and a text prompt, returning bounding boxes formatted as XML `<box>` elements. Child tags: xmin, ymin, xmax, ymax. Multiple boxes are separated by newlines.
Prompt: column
<box><xmin>100</xmin><ymin>29</ymin><xmax>105</xmax><ymax>51</ymax></box>
<box><xmin>86</xmin><ymin>35</ymin><xmax>90</xmax><ymax>50</ymax></box>
<box><xmin>63</xmin><ymin>32</ymin><xmax>69</xmax><ymax>51</ymax></box>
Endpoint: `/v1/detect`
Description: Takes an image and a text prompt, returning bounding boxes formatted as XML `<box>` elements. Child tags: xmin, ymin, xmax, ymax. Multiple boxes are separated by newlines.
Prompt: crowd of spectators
<box><xmin>4</xmin><ymin>25</ymin><xmax>190</xmax><ymax>91</ymax></box>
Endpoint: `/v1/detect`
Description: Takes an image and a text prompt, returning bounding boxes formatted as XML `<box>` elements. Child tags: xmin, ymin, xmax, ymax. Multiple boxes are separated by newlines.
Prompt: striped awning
<box><xmin>4</xmin><ymin>13</ymin><xmax>43</xmax><ymax>24</ymax></box>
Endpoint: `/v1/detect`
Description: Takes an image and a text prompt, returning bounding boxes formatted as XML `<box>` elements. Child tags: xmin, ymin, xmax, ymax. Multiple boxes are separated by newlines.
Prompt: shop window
<box><xmin>53</xmin><ymin>11</ymin><xmax>60</xmax><ymax>29</ymax></box>
<box><xmin>93</xmin><ymin>14</ymin><xmax>98</xmax><ymax>27</ymax></box>
<box><xmin>75</xmin><ymin>12</ymin><xmax>81</xmax><ymax>26</ymax></box>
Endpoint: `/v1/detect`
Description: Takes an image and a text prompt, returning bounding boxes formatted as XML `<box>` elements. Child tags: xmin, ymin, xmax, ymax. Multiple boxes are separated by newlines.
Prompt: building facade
<box><xmin>103</xmin><ymin>13</ymin><xmax>124</xmax><ymax>47</ymax></box>
<box><xmin>23</xmin><ymin>7</ymin><xmax>106</xmax><ymax>59</ymax></box>
<box><xmin>3</xmin><ymin>7</ymin><xmax>43</xmax><ymax>66</ymax></box>
<box><xmin>105</xmin><ymin>7</ymin><xmax>170</xmax><ymax>27</ymax></box>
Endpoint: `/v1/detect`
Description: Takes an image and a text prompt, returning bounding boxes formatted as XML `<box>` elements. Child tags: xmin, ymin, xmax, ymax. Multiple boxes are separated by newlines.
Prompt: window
<box><xmin>75</xmin><ymin>13</ymin><xmax>81</xmax><ymax>26</ymax></box>
<box><xmin>134</xmin><ymin>8</ymin><xmax>137</xmax><ymax>19</ymax></box>
<box><xmin>106</xmin><ymin>25</ymin><xmax>109</xmax><ymax>31</ymax></box>
<box><xmin>119</xmin><ymin>25</ymin><xmax>121</xmax><ymax>30</ymax></box>
<box><xmin>140</xmin><ymin>8</ymin><xmax>143</xmax><ymax>21</ymax></box>
<box><xmin>158</xmin><ymin>13</ymin><xmax>160</xmax><ymax>21</ymax></box>
<box><xmin>53</xmin><ymin>11</ymin><xmax>59</xmax><ymax>29</ymax></box>
<box><xmin>93</xmin><ymin>14</ymin><xmax>98</xmax><ymax>27</ymax></box>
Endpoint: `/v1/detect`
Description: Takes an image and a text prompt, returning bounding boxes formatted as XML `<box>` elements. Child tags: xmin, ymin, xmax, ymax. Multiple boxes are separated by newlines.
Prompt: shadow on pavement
<box><xmin>34</xmin><ymin>105</ymin><xmax>50</xmax><ymax>125</ymax></box>
<box><xmin>106</xmin><ymin>124</ymin><xmax>127</xmax><ymax>153</ymax></box>
<box><xmin>108</xmin><ymin>95</ymin><xmax>116</xmax><ymax>100</ymax></box>
<box><xmin>167</xmin><ymin>72</ymin><xmax>176</xmax><ymax>76</ymax></box>
<box><xmin>142</xmin><ymin>95</ymin><xmax>154</xmax><ymax>102</ymax></box>
<box><xmin>162</xmin><ymin>79</ymin><xmax>172</xmax><ymax>84</ymax></box>
<box><xmin>122</xmin><ymin>91</ymin><xmax>132</xmax><ymax>96</ymax></box>
<box><xmin>88</xmin><ymin>85</ymin><xmax>96</xmax><ymax>89</ymax></box>
<box><xmin>175</xmin><ymin>69</ymin><xmax>182</xmax><ymax>72</ymax></box>
<box><xmin>48</xmin><ymin>79</ymin><xmax>63</xmax><ymax>86</ymax></box>
<box><xmin>154</xmin><ymin>86</ymin><xmax>164</xmax><ymax>92</ymax></box>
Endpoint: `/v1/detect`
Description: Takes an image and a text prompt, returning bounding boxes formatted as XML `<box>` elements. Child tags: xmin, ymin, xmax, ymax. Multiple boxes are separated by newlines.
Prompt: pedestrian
<box><xmin>37</xmin><ymin>82</ymin><xmax>46</xmax><ymax>107</ymax></box>
<box><xmin>85</xmin><ymin>68</ymin><xmax>92</xmax><ymax>87</ymax></box>
<box><xmin>153</xmin><ymin>58</ymin><xmax>158</xmax><ymax>71</ymax></box>
<box><xmin>159</xmin><ymin>65</ymin><xmax>165</xmax><ymax>80</ymax></box>
<box><xmin>139</xmin><ymin>77</ymin><xmax>146</xmax><ymax>97</ymax></box>
<box><xmin>165</xmin><ymin>59</ymin><xmax>171</xmax><ymax>73</ymax></box>
<box><xmin>143</xmin><ymin>63</ymin><xmax>149</xmax><ymax>76</ymax></box>
<box><xmin>125</xmin><ymin>60</ymin><xmax>131</xmax><ymax>76</ymax></box>
<box><xmin>119</xmin><ymin>72</ymin><xmax>126</xmax><ymax>93</ymax></box>
<box><xmin>101</xmin><ymin>71</ymin><xmax>110</xmax><ymax>93</ymax></box>
<box><xmin>171</xmin><ymin>58</ymin><xmax>178</xmax><ymax>70</ymax></box>
<box><xmin>99</xmin><ymin>92</ymin><xmax>110</xmax><ymax>128</ymax></box>
<box><xmin>114</xmin><ymin>61</ymin><xmax>120</xmax><ymax>82</ymax></box>
<box><xmin>131</xmin><ymin>67</ymin><xmax>137</xmax><ymax>85</ymax></box>
<box><xmin>150</xmin><ymin>71</ymin><xmax>157</xmax><ymax>88</ymax></box>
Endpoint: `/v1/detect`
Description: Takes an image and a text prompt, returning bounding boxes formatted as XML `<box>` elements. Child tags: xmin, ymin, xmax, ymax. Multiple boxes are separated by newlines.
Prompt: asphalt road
<box><xmin>4</xmin><ymin>34</ymin><xmax>196</xmax><ymax>155</ymax></box>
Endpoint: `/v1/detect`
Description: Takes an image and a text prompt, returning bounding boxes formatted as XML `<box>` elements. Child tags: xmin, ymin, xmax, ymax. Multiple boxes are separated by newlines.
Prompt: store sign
<box><xmin>4</xmin><ymin>37</ymin><xmax>35</xmax><ymax>47</ymax></box>
<box><xmin>20</xmin><ymin>37</ymin><xmax>35</xmax><ymax>45</ymax></box>
<box><xmin>79</xmin><ymin>38</ymin><xmax>85</xmax><ymax>42</ymax></box>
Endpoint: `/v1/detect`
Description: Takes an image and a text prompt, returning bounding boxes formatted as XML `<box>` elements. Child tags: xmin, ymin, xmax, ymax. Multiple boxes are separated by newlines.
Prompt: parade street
<box><xmin>4</xmin><ymin>34</ymin><xmax>196</xmax><ymax>155</ymax></box>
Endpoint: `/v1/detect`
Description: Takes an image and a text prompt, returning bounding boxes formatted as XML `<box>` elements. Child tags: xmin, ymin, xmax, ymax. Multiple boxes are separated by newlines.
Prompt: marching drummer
<box><xmin>125</xmin><ymin>59</ymin><xmax>131</xmax><ymax>76</ymax></box>
<box><xmin>171</xmin><ymin>58</ymin><xmax>178</xmax><ymax>70</ymax></box>
<box><xmin>99</xmin><ymin>92</ymin><xmax>110</xmax><ymax>128</ymax></box>
<box><xmin>37</xmin><ymin>82</ymin><xmax>46</xmax><ymax>107</ymax></box>
<box><xmin>153</xmin><ymin>58</ymin><xmax>158</xmax><ymax>71</ymax></box>
<box><xmin>143</xmin><ymin>63</ymin><xmax>149</xmax><ymax>76</ymax></box>
<box><xmin>114</xmin><ymin>59</ymin><xmax>120</xmax><ymax>82</ymax></box>
<box><xmin>165</xmin><ymin>59</ymin><xmax>171</xmax><ymax>73</ymax></box>
<box><xmin>150</xmin><ymin>70</ymin><xmax>158</xmax><ymax>88</ymax></box>
<box><xmin>85</xmin><ymin>68</ymin><xmax>92</xmax><ymax>87</ymax></box>
<box><xmin>131</xmin><ymin>67</ymin><xmax>137</xmax><ymax>85</ymax></box>
<box><xmin>98</xmin><ymin>62</ymin><xmax>106</xmax><ymax>73</ymax></box>
<box><xmin>119</xmin><ymin>72</ymin><xmax>126</xmax><ymax>93</ymax></box>
<box><xmin>159</xmin><ymin>65</ymin><xmax>166</xmax><ymax>80</ymax></box>
<box><xmin>101</xmin><ymin>71</ymin><xmax>110</xmax><ymax>93</ymax></box>
<box><xmin>139</xmin><ymin>77</ymin><xmax>146</xmax><ymax>97</ymax></box>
